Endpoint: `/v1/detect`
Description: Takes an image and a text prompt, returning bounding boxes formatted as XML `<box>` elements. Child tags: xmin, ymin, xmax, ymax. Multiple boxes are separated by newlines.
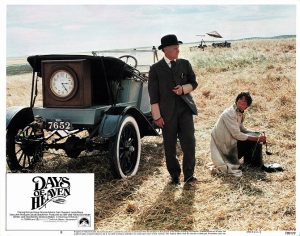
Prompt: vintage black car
<box><xmin>6</xmin><ymin>52</ymin><xmax>159</xmax><ymax>178</ymax></box>
<box><xmin>212</xmin><ymin>41</ymin><xmax>231</xmax><ymax>48</ymax></box>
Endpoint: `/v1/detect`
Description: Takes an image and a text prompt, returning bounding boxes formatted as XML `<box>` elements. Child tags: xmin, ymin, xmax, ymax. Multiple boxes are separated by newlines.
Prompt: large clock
<box><xmin>49</xmin><ymin>69</ymin><xmax>77</xmax><ymax>99</ymax></box>
<box><xmin>42</xmin><ymin>59</ymin><xmax>92</xmax><ymax>107</ymax></box>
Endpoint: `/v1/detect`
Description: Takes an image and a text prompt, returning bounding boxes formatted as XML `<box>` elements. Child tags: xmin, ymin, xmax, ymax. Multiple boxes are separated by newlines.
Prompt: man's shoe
<box><xmin>170</xmin><ymin>177</ymin><xmax>180</xmax><ymax>185</ymax></box>
<box><xmin>184</xmin><ymin>176</ymin><xmax>198</xmax><ymax>184</ymax></box>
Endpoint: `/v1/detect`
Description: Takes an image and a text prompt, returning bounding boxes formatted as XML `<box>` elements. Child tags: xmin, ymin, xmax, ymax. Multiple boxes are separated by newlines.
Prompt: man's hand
<box><xmin>154</xmin><ymin>117</ymin><xmax>165</xmax><ymax>128</ymax></box>
<box><xmin>172</xmin><ymin>85</ymin><xmax>183</xmax><ymax>95</ymax></box>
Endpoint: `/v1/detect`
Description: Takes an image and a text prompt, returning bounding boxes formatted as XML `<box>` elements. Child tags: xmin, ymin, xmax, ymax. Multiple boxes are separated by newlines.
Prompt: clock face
<box><xmin>50</xmin><ymin>70</ymin><xmax>76</xmax><ymax>98</ymax></box>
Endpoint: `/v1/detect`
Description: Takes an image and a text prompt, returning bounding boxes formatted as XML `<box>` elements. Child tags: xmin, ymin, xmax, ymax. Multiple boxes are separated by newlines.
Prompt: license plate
<box><xmin>46</xmin><ymin>119</ymin><xmax>73</xmax><ymax>130</ymax></box>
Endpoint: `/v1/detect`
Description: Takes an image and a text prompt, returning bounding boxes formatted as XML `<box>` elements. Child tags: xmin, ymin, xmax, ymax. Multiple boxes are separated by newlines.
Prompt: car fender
<box><xmin>98</xmin><ymin>113</ymin><xmax>123</xmax><ymax>139</ymax></box>
<box><xmin>98</xmin><ymin>106</ymin><xmax>158</xmax><ymax>139</ymax></box>
<box><xmin>6</xmin><ymin>106</ymin><xmax>34</xmax><ymax>130</ymax></box>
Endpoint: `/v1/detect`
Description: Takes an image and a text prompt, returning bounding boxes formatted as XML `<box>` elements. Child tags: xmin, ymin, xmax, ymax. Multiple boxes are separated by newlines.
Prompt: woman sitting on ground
<box><xmin>209</xmin><ymin>92</ymin><xmax>266</xmax><ymax>177</ymax></box>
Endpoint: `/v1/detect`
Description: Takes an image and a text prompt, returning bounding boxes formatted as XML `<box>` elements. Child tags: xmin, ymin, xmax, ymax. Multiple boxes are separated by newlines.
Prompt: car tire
<box><xmin>110</xmin><ymin>115</ymin><xmax>141</xmax><ymax>178</ymax></box>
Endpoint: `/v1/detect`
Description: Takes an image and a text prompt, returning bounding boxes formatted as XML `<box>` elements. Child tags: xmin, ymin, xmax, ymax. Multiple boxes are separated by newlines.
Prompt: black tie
<box><xmin>170</xmin><ymin>60</ymin><xmax>176</xmax><ymax>70</ymax></box>
<box><xmin>170</xmin><ymin>60</ymin><xmax>178</xmax><ymax>86</ymax></box>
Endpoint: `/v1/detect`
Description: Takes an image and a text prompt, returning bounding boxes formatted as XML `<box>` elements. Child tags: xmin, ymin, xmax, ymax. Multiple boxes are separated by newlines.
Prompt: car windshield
<box><xmin>92</xmin><ymin>48</ymin><xmax>158</xmax><ymax>74</ymax></box>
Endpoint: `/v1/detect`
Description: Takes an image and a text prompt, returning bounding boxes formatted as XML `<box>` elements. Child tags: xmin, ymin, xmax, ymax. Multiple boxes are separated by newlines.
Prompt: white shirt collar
<box><xmin>164</xmin><ymin>56</ymin><xmax>176</xmax><ymax>67</ymax></box>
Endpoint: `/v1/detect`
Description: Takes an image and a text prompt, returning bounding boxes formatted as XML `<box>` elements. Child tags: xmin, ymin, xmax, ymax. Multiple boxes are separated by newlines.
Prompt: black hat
<box><xmin>158</xmin><ymin>34</ymin><xmax>183</xmax><ymax>50</ymax></box>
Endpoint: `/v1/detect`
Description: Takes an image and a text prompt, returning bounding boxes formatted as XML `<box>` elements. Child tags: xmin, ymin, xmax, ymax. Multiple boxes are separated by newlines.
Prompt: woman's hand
<box><xmin>258</xmin><ymin>135</ymin><xmax>267</xmax><ymax>144</ymax></box>
<box><xmin>247</xmin><ymin>134</ymin><xmax>267</xmax><ymax>143</ymax></box>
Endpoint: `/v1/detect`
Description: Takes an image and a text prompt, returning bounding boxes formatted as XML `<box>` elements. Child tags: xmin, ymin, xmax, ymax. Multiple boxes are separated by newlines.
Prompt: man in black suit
<box><xmin>148</xmin><ymin>34</ymin><xmax>198</xmax><ymax>185</ymax></box>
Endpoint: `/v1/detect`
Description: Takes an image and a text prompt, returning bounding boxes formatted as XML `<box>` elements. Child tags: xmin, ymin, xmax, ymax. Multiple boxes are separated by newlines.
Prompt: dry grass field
<box><xmin>6</xmin><ymin>38</ymin><xmax>296</xmax><ymax>232</ymax></box>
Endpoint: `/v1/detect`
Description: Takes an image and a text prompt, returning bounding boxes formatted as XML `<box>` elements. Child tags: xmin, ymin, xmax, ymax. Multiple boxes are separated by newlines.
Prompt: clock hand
<box><xmin>61</xmin><ymin>83</ymin><xmax>68</xmax><ymax>92</ymax></box>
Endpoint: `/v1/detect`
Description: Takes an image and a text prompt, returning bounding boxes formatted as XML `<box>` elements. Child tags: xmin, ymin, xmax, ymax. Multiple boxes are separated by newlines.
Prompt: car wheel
<box><xmin>110</xmin><ymin>115</ymin><xmax>141</xmax><ymax>178</ymax></box>
<box><xmin>6</xmin><ymin>118</ymin><xmax>43</xmax><ymax>171</ymax></box>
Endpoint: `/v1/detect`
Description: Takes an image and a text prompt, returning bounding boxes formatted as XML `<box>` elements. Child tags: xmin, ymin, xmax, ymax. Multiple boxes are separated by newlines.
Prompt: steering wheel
<box><xmin>119</xmin><ymin>55</ymin><xmax>138</xmax><ymax>68</ymax></box>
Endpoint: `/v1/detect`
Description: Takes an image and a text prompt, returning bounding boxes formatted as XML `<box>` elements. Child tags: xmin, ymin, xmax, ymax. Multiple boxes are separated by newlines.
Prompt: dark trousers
<box><xmin>162</xmin><ymin>98</ymin><xmax>196</xmax><ymax>179</ymax></box>
<box><xmin>237</xmin><ymin>140</ymin><xmax>263</xmax><ymax>167</ymax></box>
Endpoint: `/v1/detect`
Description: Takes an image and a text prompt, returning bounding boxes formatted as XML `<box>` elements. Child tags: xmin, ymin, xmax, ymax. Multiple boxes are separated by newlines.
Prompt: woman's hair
<box><xmin>235</xmin><ymin>92</ymin><xmax>253</xmax><ymax>106</ymax></box>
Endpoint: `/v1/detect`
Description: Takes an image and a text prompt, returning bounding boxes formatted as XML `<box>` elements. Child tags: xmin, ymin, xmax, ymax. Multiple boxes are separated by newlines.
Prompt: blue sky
<box><xmin>6</xmin><ymin>4</ymin><xmax>296</xmax><ymax>57</ymax></box>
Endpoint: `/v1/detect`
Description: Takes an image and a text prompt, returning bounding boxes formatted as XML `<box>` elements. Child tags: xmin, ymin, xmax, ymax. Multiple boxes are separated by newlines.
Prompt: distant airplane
<box><xmin>206</xmin><ymin>31</ymin><xmax>223</xmax><ymax>38</ymax></box>
<box><xmin>196</xmin><ymin>31</ymin><xmax>223</xmax><ymax>38</ymax></box>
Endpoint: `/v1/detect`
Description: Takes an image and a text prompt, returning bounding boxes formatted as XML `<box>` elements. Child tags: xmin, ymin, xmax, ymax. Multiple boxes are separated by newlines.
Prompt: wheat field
<box><xmin>6</xmin><ymin>38</ymin><xmax>296</xmax><ymax>232</ymax></box>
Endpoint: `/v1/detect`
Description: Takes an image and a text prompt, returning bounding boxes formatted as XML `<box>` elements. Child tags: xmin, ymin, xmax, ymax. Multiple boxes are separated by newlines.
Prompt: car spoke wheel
<box><xmin>7</xmin><ymin>120</ymin><xmax>43</xmax><ymax>171</ymax></box>
<box><xmin>111</xmin><ymin>115</ymin><xmax>141</xmax><ymax>178</ymax></box>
